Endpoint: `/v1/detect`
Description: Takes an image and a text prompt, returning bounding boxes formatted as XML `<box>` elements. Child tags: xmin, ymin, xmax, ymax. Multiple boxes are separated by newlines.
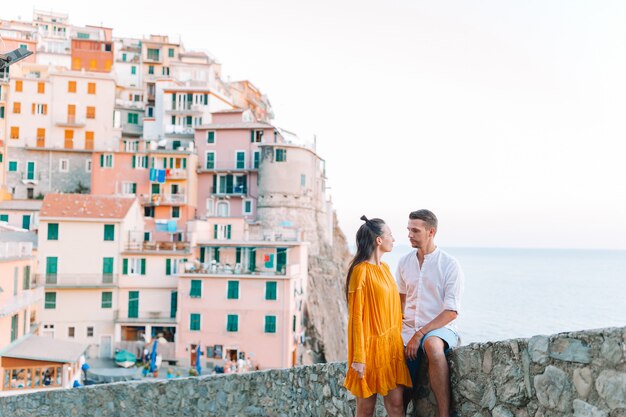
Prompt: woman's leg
<box><xmin>356</xmin><ymin>395</ymin><xmax>377</xmax><ymax>417</ymax></box>
<box><xmin>383</xmin><ymin>386</ymin><xmax>405</xmax><ymax>417</ymax></box>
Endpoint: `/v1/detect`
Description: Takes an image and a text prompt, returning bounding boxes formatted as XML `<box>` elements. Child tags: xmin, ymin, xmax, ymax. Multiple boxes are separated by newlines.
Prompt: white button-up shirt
<box><xmin>396</xmin><ymin>247</ymin><xmax>464</xmax><ymax>345</ymax></box>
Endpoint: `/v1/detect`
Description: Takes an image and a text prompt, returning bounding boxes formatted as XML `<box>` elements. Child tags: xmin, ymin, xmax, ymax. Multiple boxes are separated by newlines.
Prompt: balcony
<box><xmin>140</xmin><ymin>193</ymin><xmax>188</xmax><ymax>205</ymax></box>
<box><xmin>122</xmin><ymin>123</ymin><xmax>143</xmax><ymax>137</ymax></box>
<box><xmin>0</xmin><ymin>287</ymin><xmax>44</xmax><ymax>318</ymax></box>
<box><xmin>166</xmin><ymin>169</ymin><xmax>187</xmax><ymax>179</ymax></box>
<box><xmin>181</xmin><ymin>261</ymin><xmax>298</xmax><ymax>277</ymax></box>
<box><xmin>210</xmin><ymin>185</ymin><xmax>247</xmax><ymax>196</ymax></box>
<box><xmin>165</xmin><ymin>125</ymin><xmax>194</xmax><ymax>137</ymax></box>
<box><xmin>114</xmin><ymin>310</ymin><xmax>176</xmax><ymax>324</ymax></box>
<box><xmin>55</xmin><ymin>115</ymin><xmax>86</xmax><ymax>127</ymax></box>
<box><xmin>166</xmin><ymin>103</ymin><xmax>203</xmax><ymax>115</ymax></box>
<box><xmin>198</xmin><ymin>162</ymin><xmax>258</xmax><ymax>173</ymax></box>
<box><xmin>37</xmin><ymin>273</ymin><xmax>118</xmax><ymax>288</ymax></box>
<box><xmin>115</xmin><ymin>98</ymin><xmax>144</xmax><ymax>110</ymax></box>
<box><xmin>0</xmin><ymin>242</ymin><xmax>34</xmax><ymax>259</ymax></box>
<box><xmin>125</xmin><ymin>241</ymin><xmax>190</xmax><ymax>253</ymax></box>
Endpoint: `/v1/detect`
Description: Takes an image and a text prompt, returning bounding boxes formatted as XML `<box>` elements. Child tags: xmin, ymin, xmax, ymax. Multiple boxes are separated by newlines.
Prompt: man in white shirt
<box><xmin>396</xmin><ymin>209</ymin><xmax>464</xmax><ymax>417</ymax></box>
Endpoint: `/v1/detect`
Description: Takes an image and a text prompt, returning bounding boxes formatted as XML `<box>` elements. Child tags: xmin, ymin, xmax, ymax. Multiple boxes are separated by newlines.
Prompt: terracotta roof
<box><xmin>40</xmin><ymin>194</ymin><xmax>136</xmax><ymax>220</ymax></box>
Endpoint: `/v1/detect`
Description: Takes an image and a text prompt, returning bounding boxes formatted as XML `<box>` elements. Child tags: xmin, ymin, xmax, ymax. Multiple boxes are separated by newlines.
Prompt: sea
<box><xmin>377</xmin><ymin>245</ymin><xmax>626</xmax><ymax>345</ymax></box>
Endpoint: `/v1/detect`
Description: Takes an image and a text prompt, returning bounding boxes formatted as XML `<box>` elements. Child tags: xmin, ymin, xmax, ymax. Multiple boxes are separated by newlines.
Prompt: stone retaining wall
<box><xmin>0</xmin><ymin>327</ymin><xmax>623</xmax><ymax>417</ymax></box>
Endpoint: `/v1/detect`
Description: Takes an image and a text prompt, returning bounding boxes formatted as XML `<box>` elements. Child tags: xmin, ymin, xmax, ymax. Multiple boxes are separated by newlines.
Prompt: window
<box><xmin>172</xmin><ymin>206</ymin><xmax>180</xmax><ymax>218</ymax></box>
<box><xmin>207</xmin><ymin>131</ymin><xmax>215</xmax><ymax>143</ymax></box>
<box><xmin>0</xmin><ymin>214</ymin><xmax>8</xmax><ymax>222</ymax></box>
<box><xmin>128</xmin><ymin>291</ymin><xmax>139</xmax><ymax>318</ymax></box>
<box><xmin>64</xmin><ymin>130</ymin><xmax>74</xmax><ymax>149</ymax></box>
<box><xmin>226</xmin><ymin>314</ymin><xmax>238</xmax><ymax>332</ymax></box>
<box><xmin>86</xmin><ymin>106</ymin><xmax>96</xmax><ymax>119</ymax></box>
<box><xmin>253</xmin><ymin>151</ymin><xmax>260</xmax><ymax>169</ymax></box>
<box><xmin>147</xmin><ymin>48</ymin><xmax>160</xmax><ymax>61</ymax></box>
<box><xmin>236</xmin><ymin>151</ymin><xmax>245</xmax><ymax>169</ymax></box>
<box><xmin>104</xmin><ymin>224</ymin><xmax>115</xmax><ymax>241</ymax></box>
<box><xmin>227</xmin><ymin>281</ymin><xmax>239</xmax><ymax>299</ymax></box>
<box><xmin>85</xmin><ymin>159</ymin><xmax>92</xmax><ymax>172</ymax></box>
<box><xmin>251</xmin><ymin>130</ymin><xmax>263</xmax><ymax>142</ymax></box>
<box><xmin>13</xmin><ymin>102</ymin><xmax>21</xmax><ymax>114</ymax></box>
<box><xmin>293</xmin><ymin>315</ymin><xmax>297</xmax><ymax>332</ymax></box>
<box><xmin>132</xmin><ymin>155</ymin><xmax>148</xmax><ymax>169</ymax></box>
<box><xmin>301</xmin><ymin>174</ymin><xmax>306</xmax><ymax>187</ymax></box>
<box><xmin>127</xmin><ymin>113</ymin><xmax>138</xmax><ymax>124</ymax></box>
<box><xmin>68</xmin><ymin>81</ymin><xmax>76</xmax><ymax>93</ymax></box>
<box><xmin>15</xmin><ymin>80</ymin><xmax>23</xmax><ymax>92</ymax></box>
<box><xmin>48</xmin><ymin>223</ymin><xmax>59</xmax><ymax>240</ymax></box>
<box><xmin>33</xmin><ymin>103</ymin><xmax>47</xmax><ymax>115</ymax></box>
<box><xmin>190</xmin><ymin>280</ymin><xmax>202</xmax><ymax>298</ymax></box>
<box><xmin>68</xmin><ymin>327</ymin><xmax>75</xmax><ymax>338</ymax></box>
<box><xmin>190</xmin><ymin>313</ymin><xmax>201</xmax><ymax>331</ymax></box>
<box><xmin>100</xmin><ymin>154</ymin><xmax>114</xmax><ymax>168</ymax></box>
<box><xmin>148</xmin><ymin>65</ymin><xmax>154</xmax><ymax>75</ymax></box>
<box><xmin>170</xmin><ymin>291</ymin><xmax>178</xmax><ymax>319</ymax></box>
<box><xmin>131</xmin><ymin>66</ymin><xmax>136</xmax><ymax>75</ymax></box>
<box><xmin>121</xmin><ymin>182</ymin><xmax>137</xmax><ymax>195</ymax></box>
<box><xmin>46</xmin><ymin>256</ymin><xmax>59</xmax><ymax>276</ymax></box>
<box><xmin>162</xmin><ymin>67</ymin><xmax>169</xmax><ymax>75</ymax></box>
<box><xmin>85</xmin><ymin>131</ymin><xmax>94</xmax><ymax>150</ymax></box>
<box><xmin>206</xmin><ymin>152</ymin><xmax>215</xmax><ymax>169</ymax></box>
<box><xmin>8</xmin><ymin>161</ymin><xmax>17</xmax><ymax>171</ymax></box>
<box><xmin>26</xmin><ymin>161</ymin><xmax>35</xmax><ymax>181</ymax></box>
<box><xmin>23</xmin><ymin>265</ymin><xmax>30</xmax><ymax>290</ymax></box>
<box><xmin>144</xmin><ymin>206</ymin><xmax>154</xmax><ymax>217</ymax></box>
<box><xmin>59</xmin><ymin>159</ymin><xmax>69</xmax><ymax>172</ymax></box>
<box><xmin>264</xmin><ymin>315</ymin><xmax>277</xmax><ymax>333</ymax></box>
<box><xmin>214</xmin><ymin>174</ymin><xmax>247</xmax><ymax>194</ymax></box>
<box><xmin>275</xmin><ymin>148</ymin><xmax>287</xmax><ymax>162</ymax></box>
<box><xmin>87</xmin><ymin>82</ymin><xmax>96</xmax><ymax>94</ymax></box>
<box><xmin>0</xmin><ymin>106</ymin><xmax>4</xmax><ymax>118</ymax></box>
<box><xmin>37</xmin><ymin>128</ymin><xmax>46</xmax><ymax>140</ymax></box>
<box><xmin>265</xmin><ymin>281</ymin><xmax>277</xmax><ymax>300</ymax></box>
<box><xmin>101</xmin><ymin>292</ymin><xmax>113</xmax><ymax>308</ymax></box>
<box><xmin>45</xmin><ymin>292</ymin><xmax>56</xmax><ymax>309</ymax></box>
<box><xmin>11</xmin><ymin>315</ymin><xmax>18</xmax><ymax>342</ymax></box>
<box><xmin>87</xmin><ymin>326</ymin><xmax>94</xmax><ymax>337</ymax></box>
<box><xmin>243</xmin><ymin>200</ymin><xmax>253</xmax><ymax>215</ymax></box>
<box><xmin>38</xmin><ymin>82</ymin><xmax>45</xmax><ymax>94</ymax></box>
<box><xmin>122</xmin><ymin>53</ymin><xmax>127</xmax><ymax>61</ymax></box>
<box><xmin>103</xmin><ymin>257</ymin><xmax>114</xmax><ymax>277</ymax></box>
<box><xmin>10</xmin><ymin>126</ymin><xmax>19</xmax><ymax>139</ymax></box>
<box><xmin>213</xmin><ymin>224</ymin><xmax>232</xmax><ymax>239</ymax></box>
<box><xmin>123</xmin><ymin>258</ymin><xmax>146</xmax><ymax>275</ymax></box>
<box><xmin>168</xmin><ymin>48</ymin><xmax>175</xmax><ymax>58</ymax></box>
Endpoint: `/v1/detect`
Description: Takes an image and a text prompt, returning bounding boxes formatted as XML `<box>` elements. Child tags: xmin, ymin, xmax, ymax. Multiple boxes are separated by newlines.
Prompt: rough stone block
<box><xmin>595</xmin><ymin>370</ymin><xmax>626</xmax><ymax>409</ymax></box>
<box><xmin>533</xmin><ymin>365</ymin><xmax>572</xmax><ymax>412</ymax></box>
<box><xmin>528</xmin><ymin>336</ymin><xmax>550</xmax><ymax>364</ymax></box>
<box><xmin>549</xmin><ymin>338</ymin><xmax>592</xmax><ymax>364</ymax></box>
<box><xmin>573</xmin><ymin>367</ymin><xmax>593</xmax><ymax>399</ymax></box>
<box><xmin>492</xmin><ymin>405</ymin><xmax>515</xmax><ymax>417</ymax></box>
<box><xmin>573</xmin><ymin>399</ymin><xmax>609</xmax><ymax>417</ymax></box>
<box><xmin>600</xmin><ymin>339</ymin><xmax>623</xmax><ymax>366</ymax></box>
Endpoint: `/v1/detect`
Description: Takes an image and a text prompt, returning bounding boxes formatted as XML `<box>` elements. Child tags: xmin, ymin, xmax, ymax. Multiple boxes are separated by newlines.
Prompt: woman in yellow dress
<box><xmin>344</xmin><ymin>215</ymin><xmax>412</xmax><ymax>417</ymax></box>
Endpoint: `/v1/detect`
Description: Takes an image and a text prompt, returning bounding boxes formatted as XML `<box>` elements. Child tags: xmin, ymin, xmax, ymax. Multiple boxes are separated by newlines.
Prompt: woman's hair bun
<box><xmin>360</xmin><ymin>215</ymin><xmax>368</xmax><ymax>222</ymax></box>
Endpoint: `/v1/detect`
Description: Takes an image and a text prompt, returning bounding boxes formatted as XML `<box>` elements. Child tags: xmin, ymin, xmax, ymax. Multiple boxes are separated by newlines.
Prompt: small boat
<box><xmin>115</xmin><ymin>350</ymin><xmax>137</xmax><ymax>368</ymax></box>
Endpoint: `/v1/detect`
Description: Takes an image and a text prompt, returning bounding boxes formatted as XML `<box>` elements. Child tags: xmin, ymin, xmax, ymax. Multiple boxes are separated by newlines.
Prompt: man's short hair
<box><xmin>409</xmin><ymin>209</ymin><xmax>438</xmax><ymax>231</ymax></box>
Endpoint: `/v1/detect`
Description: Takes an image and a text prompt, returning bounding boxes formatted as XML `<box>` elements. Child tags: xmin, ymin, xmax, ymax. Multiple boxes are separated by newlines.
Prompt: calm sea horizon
<box><xmin>350</xmin><ymin>244</ymin><xmax>626</xmax><ymax>345</ymax></box>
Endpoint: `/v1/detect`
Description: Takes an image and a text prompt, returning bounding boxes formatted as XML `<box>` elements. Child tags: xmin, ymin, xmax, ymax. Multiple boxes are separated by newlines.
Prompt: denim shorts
<box><xmin>405</xmin><ymin>327</ymin><xmax>459</xmax><ymax>386</ymax></box>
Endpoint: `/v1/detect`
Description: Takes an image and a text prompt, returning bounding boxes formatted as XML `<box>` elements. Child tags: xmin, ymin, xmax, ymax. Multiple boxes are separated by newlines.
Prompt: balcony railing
<box><xmin>199</xmin><ymin>162</ymin><xmax>258</xmax><ymax>172</ymax></box>
<box><xmin>54</xmin><ymin>115</ymin><xmax>86</xmax><ymax>127</ymax></box>
<box><xmin>125</xmin><ymin>241</ymin><xmax>190</xmax><ymax>252</ymax></box>
<box><xmin>115</xmin><ymin>99</ymin><xmax>144</xmax><ymax>110</ymax></box>
<box><xmin>0</xmin><ymin>287</ymin><xmax>44</xmax><ymax>318</ymax></box>
<box><xmin>37</xmin><ymin>273</ymin><xmax>118</xmax><ymax>287</ymax></box>
<box><xmin>166</xmin><ymin>169</ymin><xmax>187</xmax><ymax>179</ymax></box>
<box><xmin>140</xmin><ymin>193</ymin><xmax>187</xmax><ymax>205</ymax></box>
<box><xmin>165</xmin><ymin>125</ymin><xmax>194</xmax><ymax>136</ymax></box>
<box><xmin>122</xmin><ymin>123</ymin><xmax>143</xmax><ymax>136</ymax></box>
<box><xmin>182</xmin><ymin>262</ymin><xmax>293</xmax><ymax>277</ymax></box>
<box><xmin>0</xmin><ymin>242</ymin><xmax>34</xmax><ymax>259</ymax></box>
<box><xmin>114</xmin><ymin>309</ymin><xmax>176</xmax><ymax>322</ymax></box>
<box><xmin>210</xmin><ymin>186</ymin><xmax>247</xmax><ymax>196</ymax></box>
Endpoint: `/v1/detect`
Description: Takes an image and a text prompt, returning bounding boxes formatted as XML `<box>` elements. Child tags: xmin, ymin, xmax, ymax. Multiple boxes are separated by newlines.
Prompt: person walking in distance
<box><xmin>397</xmin><ymin>210</ymin><xmax>464</xmax><ymax>416</ymax></box>
<box><xmin>344</xmin><ymin>216</ymin><xmax>412</xmax><ymax>417</ymax></box>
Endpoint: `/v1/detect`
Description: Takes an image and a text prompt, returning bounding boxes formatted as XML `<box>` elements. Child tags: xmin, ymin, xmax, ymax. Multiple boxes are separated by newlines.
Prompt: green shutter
<box><xmin>123</xmin><ymin>258</ymin><xmax>128</xmax><ymax>275</ymax></box>
<box><xmin>207</xmin><ymin>131</ymin><xmax>214</xmax><ymax>143</ymax></box>
<box><xmin>212</xmin><ymin>175</ymin><xmax>217</xmax><ymax>193</ymax></box>
<box><xmin>46</xmin><ymin>257</ymin><xmax>58</xmax><ymax>275</ymax></box>
<box><xmin>227</xmin><ymin>314</ymin><xmax>238</xmax><ymax>332</ymax></box>
<box><xmin>227</xmin><ymin>225</ymin><xmax>232</xmax><ymax>239</ymax></box>
<box><xmin>190</xmin><ymin>313</ymin><xmax>201</xmax><ymax>331</ymax></box>
<box><xmin>104</xmin><ymin>224</ymin><xmax>115</xmax><ymax>241</ymax></box>
<box><xmin>165</xmin><ymin>259</ymin><xmax>171</xmax><ymax>276</ymax></box>
<box><xmin>190</xmin><ymin>280</ymin><xmax>202</xmax><ymax>298</ymax></box>
<box><xmin>213</xmin><ymin>224</ymin><xmax>218</xmax><ymax>239</ymax></box>
<box><xmin>236</xmin><ymin>247</ymin><xmax>241</xmax><ymax>263</ymax></box>
<box><xmin>140</xmin><ymin>258</ymin><xmax>146</xmax><ymax>275</ymax></box>
<box><xmin>44</xmin><ymin>292</ymin><xmax>56</xmax><ymax>309</ymax></box>
<box><xmin>250</xmin><ymin>130</ymin><xmax>254</xmax><ymax>143</ymax></box>
<box><xmin>170</xmin><ymin>291</ymin><xmax>178</xmax><ymax>318</ymax></box>
<box><xmin>101</xmin><ymin>292</ymin><xmax>113</xmax><ymax>308</ymax></box>
<box><xmin>214</xmin><ymin>247</ymin><xmax>220</xmax><ymax>262</ymax></box>
<box><xmin>265</xmin><ymin>281</ymin><xmax>277</xmax><ymax>300</ymax></box>
<box><xmin>293</xmin><ymin>315</ymin><xmax>297</xmax><ymax>332</ymax></box>
<box><xmin>100</xmin><ymin>154</ymin><xmax>104</xmax><ymax>167</ymax></box>
<box><xmin>103</xmin><ymin>257</ymin><xmax>114</xmax><ymax>275</ymax></box>
<box><xmin>48</xmin><ymin>223</ymin><xmax>59</xmax><ymax>240</ymax></box>
<box><xmin>128</xmin><ymin>291</ymin><xmax>139</xmax><ymax>318</ymax></box>
<box><xmin>132</xmin><ymin>155</ymin><xmax>136</xmax><ymax>168</ymax></box>
<box><xmin>0</xmin><ymin>214</ymin><xmax>8</xmax><ymax>222</ymax></box>
<box><xmin>227</xmin><ymin>281</ymin><xmax>239</xmax><ymax>299</ymax></box>
<box><xmin>182</xmin><ymin>158</ymin><xmax>187</xmax><ymax>169</ymax></box>
<box><xmin>277</xmin><ymin>248</ymin><xmax>287</xmax><ymax>274</ymax></box>
<box><xmin>265</xmin><ymin>316</ymin><xmax>276</xmax><ymax>333</ymax></box>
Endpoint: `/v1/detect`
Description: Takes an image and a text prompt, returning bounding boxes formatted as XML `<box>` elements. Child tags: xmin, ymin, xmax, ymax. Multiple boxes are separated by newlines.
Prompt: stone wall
<box><xmin>0</xmin><ymin>327</ymin><xmax>623</xmax><ymax>417</ymax></box>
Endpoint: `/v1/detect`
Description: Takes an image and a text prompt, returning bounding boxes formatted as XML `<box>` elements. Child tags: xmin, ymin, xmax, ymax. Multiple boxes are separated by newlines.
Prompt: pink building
<box><xmin>194</xmin><ymin>109</ymin><xmax>275</xmax><ymax>221</ymax></box>
<box><xmin>177</xmin><ymin>218</ymin><xmax>308</xmax><ymax>369</ymax></box>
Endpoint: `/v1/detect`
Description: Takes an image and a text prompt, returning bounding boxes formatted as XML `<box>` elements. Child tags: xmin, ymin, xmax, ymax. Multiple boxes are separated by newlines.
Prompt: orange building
<box><xmin>71</xmin><ymin>26</ymin><xmax>114</xmax><ymax>73</ymax></box>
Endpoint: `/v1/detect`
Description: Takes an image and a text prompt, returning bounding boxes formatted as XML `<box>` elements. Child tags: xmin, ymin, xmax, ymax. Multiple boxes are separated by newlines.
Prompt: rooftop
<box><xmin>40</xmin><ymin>194</ymin><xmax>136</xmax><ymax>220</ymax></box>
<box><xmin>0</xmin><ymin>200</ymin><xmax>43</xmax><ymax>211</ymax></box>
<box><xmin>0</xmin><ymin>334</ymin><xmax>87</xmax><ymax>363</ymax></box>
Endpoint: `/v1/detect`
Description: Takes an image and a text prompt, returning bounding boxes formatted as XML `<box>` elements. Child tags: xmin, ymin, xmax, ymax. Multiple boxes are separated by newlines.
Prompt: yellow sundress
<box><xmin>344</xmin><ymin>261</ymin><xmax>412</xmax><ymax>397</ymax></box>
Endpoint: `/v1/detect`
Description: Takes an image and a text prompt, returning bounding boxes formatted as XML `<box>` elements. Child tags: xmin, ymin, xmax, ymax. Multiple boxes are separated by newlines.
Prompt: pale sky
<box><xmin>3</xmin><ymin>1</ymin><xmax>626</xmax><ymax>249</ymax></box>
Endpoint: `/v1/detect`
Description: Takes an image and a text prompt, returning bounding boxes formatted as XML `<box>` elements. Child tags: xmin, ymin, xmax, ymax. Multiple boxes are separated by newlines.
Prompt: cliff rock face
<box><xmin>303</xmin><ymin>213</ymin><xmax>352</xmax><ymax>363</ymax></box>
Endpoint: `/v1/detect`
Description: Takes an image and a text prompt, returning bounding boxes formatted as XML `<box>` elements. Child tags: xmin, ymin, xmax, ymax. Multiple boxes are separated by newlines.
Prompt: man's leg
<box><xmin>422</xmin><ymin>336</ymin><xmax>451</xmax><ymax>417</ymax></box>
